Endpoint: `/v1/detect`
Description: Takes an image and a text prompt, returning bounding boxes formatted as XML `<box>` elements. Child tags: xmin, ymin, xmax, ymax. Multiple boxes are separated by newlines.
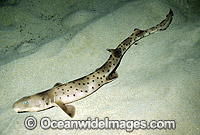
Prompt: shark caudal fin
<box><xmin>56</xmin><ymin>101</ymin><xmax>75</xmax><ymax>118</ymax></box>
<box><xmin>131</xmin><ymin>9</ymin><xmax>173</xmax><ymax>41</ymax></box>
<box><xmin>148</xmin><ymin>9</ymin><xmax>173</xmax><ymax>33</ymax></box>
<box><xmin>159</xmin><ymin>9</ymin><xmax>173</xmax><ymax>31</ymax></box>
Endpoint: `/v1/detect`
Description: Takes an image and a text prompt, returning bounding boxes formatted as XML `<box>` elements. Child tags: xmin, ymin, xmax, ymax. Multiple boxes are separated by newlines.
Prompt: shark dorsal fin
<box><xmin>53</xmin><ymin>82</ymin><xmax>63</xmax><ymax>87</ymax></box>
<box><xmin>106</xmin><ymin>48</ymin><xmax>122</xmax><ymax>58</ymax></box>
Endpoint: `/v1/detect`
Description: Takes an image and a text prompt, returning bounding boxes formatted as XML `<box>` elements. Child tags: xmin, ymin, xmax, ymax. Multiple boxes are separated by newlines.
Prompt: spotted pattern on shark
<box><xmin>13</xmin><ymin>9</ymin><xmax>173</xmax><ymax>118</ymax></box>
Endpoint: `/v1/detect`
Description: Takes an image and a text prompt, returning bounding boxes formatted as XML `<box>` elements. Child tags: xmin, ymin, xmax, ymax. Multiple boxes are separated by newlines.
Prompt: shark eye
<box><xmin>24</xmin><ymin>101</ymin><xmax>28</xmax><ymax>105</ymax></box>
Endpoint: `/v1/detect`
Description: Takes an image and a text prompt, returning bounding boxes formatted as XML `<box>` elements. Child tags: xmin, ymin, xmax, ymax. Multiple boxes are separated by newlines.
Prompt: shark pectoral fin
<box><xmin>106</xmin><ymin>71</ymin><xmax>118</xmax><ymax>83</ymax></box>
<box><xmin>64</xmin><ymin>105</ymin><xmax>75</xmax><ymax>118</ymax></box>
<box><xmin>53</xmin><ymin>82</ymin><xmax>63</xmax><ymax>87</ymax></box>
<box><xmin>55</xmin><ymin>101</ymin><xmax>75</xmax><ymax>118</ymax></box>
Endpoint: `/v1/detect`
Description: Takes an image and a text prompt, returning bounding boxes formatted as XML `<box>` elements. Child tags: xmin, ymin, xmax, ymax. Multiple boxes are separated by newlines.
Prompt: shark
<box><xmin>13</xmin><ymin>9</ymin><xmax>173</xmax><ymax>118</ymax></box>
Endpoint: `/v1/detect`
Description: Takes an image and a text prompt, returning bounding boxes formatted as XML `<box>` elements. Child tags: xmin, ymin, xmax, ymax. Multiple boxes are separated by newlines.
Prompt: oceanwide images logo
<box><xmin>24</xmin><ymin>116</ymin><xmax>176</xmax><ymax>132</ymax></box>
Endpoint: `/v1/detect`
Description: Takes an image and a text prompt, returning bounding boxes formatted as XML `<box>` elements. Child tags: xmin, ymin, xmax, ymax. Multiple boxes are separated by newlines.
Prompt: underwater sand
<box><xmin>0</xmin><ymin>0</ymin><xmax>200</xmax><ymax>134</ymax></box>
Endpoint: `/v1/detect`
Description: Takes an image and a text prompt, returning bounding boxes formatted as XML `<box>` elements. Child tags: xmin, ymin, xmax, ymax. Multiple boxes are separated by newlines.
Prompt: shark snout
<box><xmin>13</xmin><ymin>102</ymin><xmax>20</xmax><ymax>112</ymax></box>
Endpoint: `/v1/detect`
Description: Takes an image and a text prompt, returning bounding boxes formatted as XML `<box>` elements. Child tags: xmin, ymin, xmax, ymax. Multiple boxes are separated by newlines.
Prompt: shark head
<box><xmin>13</xmin><ymin>91</ymin><xmax>54</xmax><ymax>113</ymax></box>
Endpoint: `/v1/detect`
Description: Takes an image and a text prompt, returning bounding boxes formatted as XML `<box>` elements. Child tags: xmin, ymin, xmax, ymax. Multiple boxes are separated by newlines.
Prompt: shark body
<box><xmin>13</xmin><ymin>9</ymin><xmax>173</xmax><ymax>118</ymax></box>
